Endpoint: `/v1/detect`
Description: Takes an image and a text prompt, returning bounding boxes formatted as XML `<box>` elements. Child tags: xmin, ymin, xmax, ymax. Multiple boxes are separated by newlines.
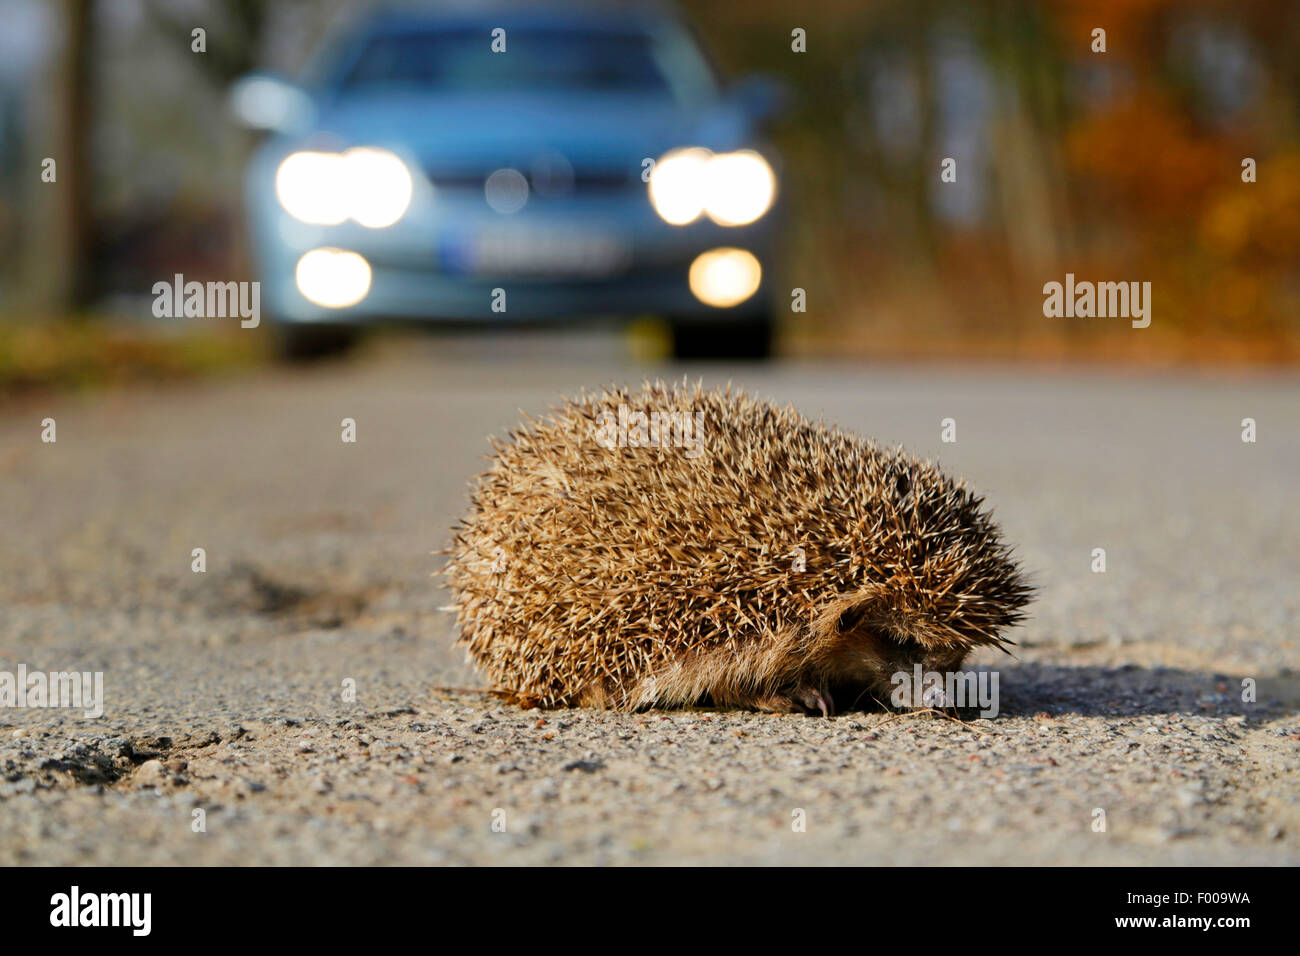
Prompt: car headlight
<box><xmin>689</xmin><ymin>248</ymin><xmax>762</xmax><ymax>307</ymax></box>
<box><xmin>275</xmin><ymin>152</ymin><xmax>349</xmax><ymax>225</ymax></box>
<box><xmin>275</xmin><ymin>147</ymin><xmax>413</xmax><ymax>228</ymax></box>
<box><xmin>648</xmin><ymin>148</ymin><xmax>775</xmax><ymax>227</ymax></box>
<box><xmin>295</xmin><ymin>248</ymin><xmax>372</xmax><ymax>307</ymax></box>
<box><xmin>647</xmin><ymin>148</ymin><xmax>712</xmax><ymax>225</ymax></box>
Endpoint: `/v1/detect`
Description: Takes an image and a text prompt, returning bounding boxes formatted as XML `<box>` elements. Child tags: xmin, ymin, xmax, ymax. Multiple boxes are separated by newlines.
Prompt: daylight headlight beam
<box><xmin>275</xmin><ymin>148</ymin><xmax>413</xmax><ymax>228</ymax></box>
<box><xmin>648</xmin><ymin>148</ymin><xmax>775</xmax><ymax>226</ymax></box>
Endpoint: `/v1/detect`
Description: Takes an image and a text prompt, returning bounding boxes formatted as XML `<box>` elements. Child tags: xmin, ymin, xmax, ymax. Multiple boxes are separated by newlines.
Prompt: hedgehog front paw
<box><xmin>756</xmin><ymin>685</ymin><xmax>834</xmax><ymax>717</ymax></box>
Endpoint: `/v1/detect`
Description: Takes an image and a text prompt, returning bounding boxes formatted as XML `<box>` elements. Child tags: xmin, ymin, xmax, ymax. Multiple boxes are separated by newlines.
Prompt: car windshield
<box><xmin>338</xmin><ymin>27</ymin><xmax>676</xmax><ymax>95</ymax></box>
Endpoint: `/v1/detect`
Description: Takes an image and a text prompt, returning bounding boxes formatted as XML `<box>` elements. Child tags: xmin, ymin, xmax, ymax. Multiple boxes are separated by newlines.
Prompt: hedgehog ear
<box><xmin>810</xmin><ymin>588</ymin><xmax>951</xmax><ymax>651</ymax></box>
<box><xmin>810</xmin><ymin>588</ymin><xmax>895</xmax><ymax>646</ymax></box>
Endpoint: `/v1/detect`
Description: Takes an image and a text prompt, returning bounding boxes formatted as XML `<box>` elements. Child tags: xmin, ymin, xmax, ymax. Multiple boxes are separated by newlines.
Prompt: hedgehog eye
<box><xmin>836</xmin><ymin>606</ymin><xmax>865</xmax><ymax>633</ymax></box>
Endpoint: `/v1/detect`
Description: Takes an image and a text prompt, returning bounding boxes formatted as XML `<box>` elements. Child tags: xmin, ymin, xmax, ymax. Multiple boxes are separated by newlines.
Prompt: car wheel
<box><xmin>669</xmin><ymin>311</ymin><xmax>774</xmax><ymax>361</ymax></box>
<box><xmin>271</xmin><ymin>323</ymin><xmax>360</xmax><ymax>362</ymax></box>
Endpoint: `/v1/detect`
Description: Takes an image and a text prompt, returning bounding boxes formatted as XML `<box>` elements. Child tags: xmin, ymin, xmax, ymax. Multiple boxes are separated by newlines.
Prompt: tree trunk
<box><xmin>52</xmin><ymin>0</ymin><xmax>95</xmax><ymax>312</ymax></box>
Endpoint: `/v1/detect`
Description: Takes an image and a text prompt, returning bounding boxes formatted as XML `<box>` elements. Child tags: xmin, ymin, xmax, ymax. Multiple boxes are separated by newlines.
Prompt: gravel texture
<box><xmin>1</xmin><ymin>335</ymin><xmax>1296</xmax><ymax>865</ymax></box>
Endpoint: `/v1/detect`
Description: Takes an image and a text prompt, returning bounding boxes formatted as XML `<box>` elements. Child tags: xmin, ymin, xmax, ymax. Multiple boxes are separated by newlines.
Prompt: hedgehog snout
<box><xmin>819</xmin><ymin>614</ymin><xmax>972</xmax><ymax>712</ymax></box>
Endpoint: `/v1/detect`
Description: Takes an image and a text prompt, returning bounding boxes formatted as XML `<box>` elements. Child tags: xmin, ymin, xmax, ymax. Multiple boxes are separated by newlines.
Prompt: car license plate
<box><xmin>441</xmin><ymin>230</ymin><xmax>629</xmax><ymax>278</ymax></box>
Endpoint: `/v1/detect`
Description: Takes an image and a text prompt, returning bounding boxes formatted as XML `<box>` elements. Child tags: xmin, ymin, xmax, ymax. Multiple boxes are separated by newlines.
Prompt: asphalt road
<box><xmin>1</xmin><ymin>333</ymin><xmax>1297</xmax><ymax>865</ymax></box>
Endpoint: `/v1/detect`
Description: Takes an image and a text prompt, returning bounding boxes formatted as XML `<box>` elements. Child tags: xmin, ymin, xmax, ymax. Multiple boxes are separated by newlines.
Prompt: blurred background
<box><xmin>1</xmin><ymin>0</ymin><xmax>1298</xmax><ymax>391</ymax></box>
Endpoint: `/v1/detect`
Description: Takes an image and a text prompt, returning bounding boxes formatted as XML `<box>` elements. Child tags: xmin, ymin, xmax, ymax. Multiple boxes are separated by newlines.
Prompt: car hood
<box><xmin>301</xmin><ymin>90</ymin><xmax>749</xmax><ymax>172</ymax></box>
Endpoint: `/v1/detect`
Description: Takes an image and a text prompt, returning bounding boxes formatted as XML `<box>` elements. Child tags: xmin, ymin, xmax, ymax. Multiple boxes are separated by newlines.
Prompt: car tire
<box><xmin>271</xmin><ymin>323</ymin><xmax>360</xmax><ymax>362</ymax></box>
<box><xmin>669</xmin><ymin>310</ymin><xmax>775</xmax><ymax>361</ymax></box>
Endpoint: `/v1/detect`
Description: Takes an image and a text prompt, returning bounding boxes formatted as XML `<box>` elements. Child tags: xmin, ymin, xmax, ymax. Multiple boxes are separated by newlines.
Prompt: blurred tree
<box><xmin>49</xmin><ymin>0</ymin><xmax>94</xmax><ymax>311</ymax></box>
<box><xmin>141</xmin><ymin>0</ymin><xmax>274</xmax><ymax>86</ymax></box>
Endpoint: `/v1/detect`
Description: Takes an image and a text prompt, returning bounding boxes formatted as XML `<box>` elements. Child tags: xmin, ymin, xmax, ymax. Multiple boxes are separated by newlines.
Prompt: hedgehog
<box><xmin>444</xmin><ymin>381</ymin><xmax>1031</xmax><ymax>716</ymax></box>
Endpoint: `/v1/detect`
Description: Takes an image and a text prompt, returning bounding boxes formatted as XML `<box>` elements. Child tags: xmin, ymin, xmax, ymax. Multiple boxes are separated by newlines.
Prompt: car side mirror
<box><xmin>229</xmin><ymin>72</ymin><xmax>315</xmax><ymax>134</ymax></box>
<box><xmin>731</xmin><ymin>74</ymin><xmax>791</xmax><ymax>122</ymax></box>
